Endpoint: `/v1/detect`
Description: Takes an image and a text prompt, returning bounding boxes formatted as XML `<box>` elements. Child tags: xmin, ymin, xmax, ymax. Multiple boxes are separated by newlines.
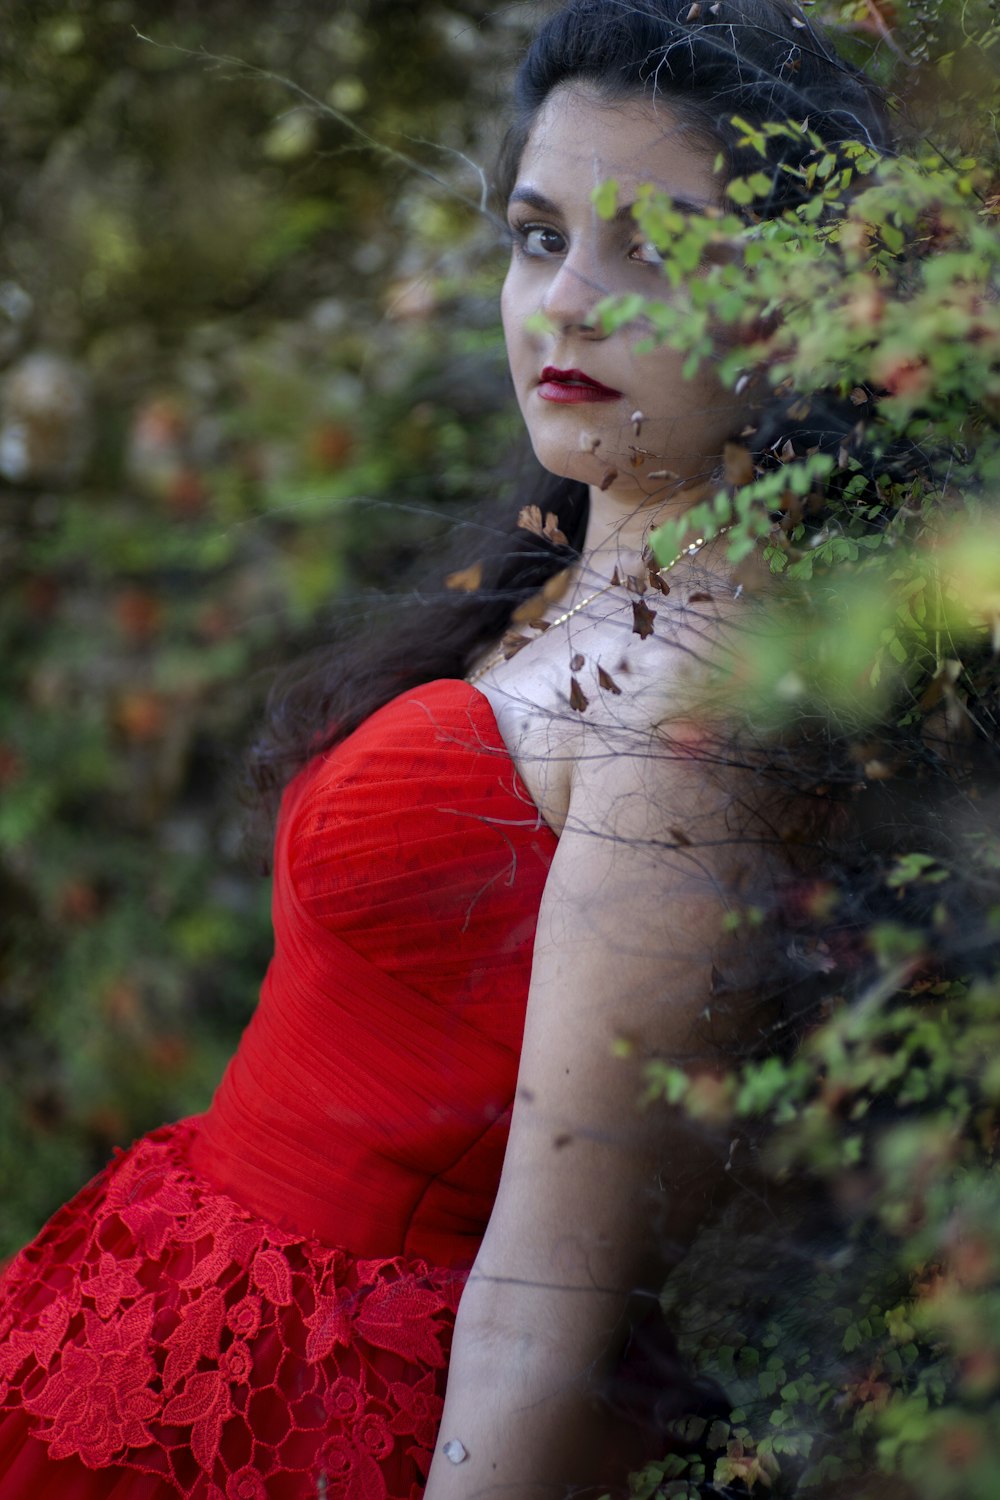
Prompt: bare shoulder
<box><xmin>477</xmin><ymin>546</ymin><xmax>772</xmax><ymax>836</ymax></box>
<box><xmin>561</xmin><ymin>563</ymin><xmax>789</xmax><ymax>929</ymax></box>
<box><xmin>570</xmin><ymin>561</ymin><xmax>758</xmax><ymax>785</ymax></box>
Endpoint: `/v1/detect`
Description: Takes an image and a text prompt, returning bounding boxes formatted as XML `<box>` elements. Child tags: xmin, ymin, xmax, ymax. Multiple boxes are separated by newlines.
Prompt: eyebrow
<box><xmin>507</xmin><ymin>184</ymin><xmax>713</xmax><ymax>220</ymax></box>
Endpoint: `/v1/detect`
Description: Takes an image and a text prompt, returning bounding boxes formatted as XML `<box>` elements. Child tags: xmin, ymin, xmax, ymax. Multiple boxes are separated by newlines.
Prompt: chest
<box><xmin>473</xmin><ymin>601</ymin><xmax>691</xmax><ymax>836</ymax></box>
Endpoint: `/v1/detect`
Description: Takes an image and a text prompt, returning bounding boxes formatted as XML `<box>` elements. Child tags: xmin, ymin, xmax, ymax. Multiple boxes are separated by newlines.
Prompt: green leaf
<box><xmin>706</xmin><ymin>1420</ymin><xmax>730</xmax><ymax>1450</ymax></box>
<box><xmin>729</xmin><ymin>115</ymin><xmax>768</xmax><ymax>157</ymax></box>
<box><xmin>591</xmin><ymin>179</ymin><xmax>619</xmax><ymax>219</ymax></box>
<box><xmin>887</xmin><ymin>853</ymin><xmax>949</xmax><ymax>889</ymax></box>
<box><xmin>727</xmin><ymin>178</ymin><xmax>756</xmax><ymax>207</ymax></box>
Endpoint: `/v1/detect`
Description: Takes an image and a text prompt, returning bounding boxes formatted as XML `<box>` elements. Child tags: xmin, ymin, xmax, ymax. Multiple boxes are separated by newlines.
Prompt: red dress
<box><xmin>0</xmin><ymin>681</ymin><xmax>557</xmax><ymax>1500</ymax></box>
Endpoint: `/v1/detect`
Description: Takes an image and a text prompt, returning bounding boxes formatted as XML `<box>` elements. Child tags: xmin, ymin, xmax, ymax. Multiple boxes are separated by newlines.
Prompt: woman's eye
<box><xmin>630</xmin><ymin>240</ymin><xmax>664</xmax><ymax>266</ymax></box>
<box><xmin>513</xmin><ymin>224</ymin><xmax>566</xmax><ymax>257</ymax></box>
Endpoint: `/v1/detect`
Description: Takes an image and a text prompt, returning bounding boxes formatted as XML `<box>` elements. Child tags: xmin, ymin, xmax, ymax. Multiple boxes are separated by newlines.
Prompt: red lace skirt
<box><xmin>0</xmin><ymin>1120</ymin><xmax>464</xmax><ymax>1500</ymax></box>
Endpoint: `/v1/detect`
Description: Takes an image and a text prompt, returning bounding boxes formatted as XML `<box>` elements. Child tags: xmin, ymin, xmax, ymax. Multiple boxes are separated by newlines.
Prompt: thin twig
<box><xmin>131</xmin><ymin>30</ymin><xmax>497</xmax><ymax>222</ymax></box>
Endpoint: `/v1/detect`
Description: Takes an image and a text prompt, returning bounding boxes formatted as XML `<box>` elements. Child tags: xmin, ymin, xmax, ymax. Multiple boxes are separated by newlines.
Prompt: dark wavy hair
<box><xmin>495</xmin><ymin>0</ymin><xmax>890</xmax><ymax>208</ymax></box>
<box><xmin>248</xmin><ymin>0</ymin><xmax>892</xmax><ymax>814</ymax></box>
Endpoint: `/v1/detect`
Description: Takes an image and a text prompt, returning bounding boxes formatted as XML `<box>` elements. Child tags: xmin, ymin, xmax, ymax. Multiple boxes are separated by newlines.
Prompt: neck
<box><xmin>579</xmin><ymin>476</ymin><xmax>717</xmax><ymax>587</ymax></box>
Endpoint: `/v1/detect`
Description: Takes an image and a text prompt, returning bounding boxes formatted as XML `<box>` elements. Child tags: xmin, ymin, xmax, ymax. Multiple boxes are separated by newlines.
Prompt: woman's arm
<box><xmin>422</xmin><ymin>730</ymin><xmax>756</xmax><ymax>1498</ymax></box>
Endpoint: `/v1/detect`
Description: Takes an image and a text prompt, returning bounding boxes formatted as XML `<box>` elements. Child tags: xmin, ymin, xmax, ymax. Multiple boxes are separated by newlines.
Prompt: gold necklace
<box><xmin>467</xmin><ymin>527</ymin><xmax>730</xmax><ymax>684</ymax></box>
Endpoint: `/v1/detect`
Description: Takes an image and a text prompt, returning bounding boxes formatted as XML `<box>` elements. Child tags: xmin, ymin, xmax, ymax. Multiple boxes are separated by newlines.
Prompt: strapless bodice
<box><xmin>189</xmin><ymin>681</ymin><xmax>558</xmax><ymax>1264</ymax></box>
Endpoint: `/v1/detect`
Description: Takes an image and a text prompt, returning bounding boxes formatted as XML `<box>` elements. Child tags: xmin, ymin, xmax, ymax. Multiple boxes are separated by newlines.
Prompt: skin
<box><xmin>501</xmin><ymin>83</ymin><xmax>747</xmax><ymax>589</ymax></box>
<box><xmin>422</xmin><ymin>87</ymin><xmax>764</xmax><ymax>1500</ymax></box>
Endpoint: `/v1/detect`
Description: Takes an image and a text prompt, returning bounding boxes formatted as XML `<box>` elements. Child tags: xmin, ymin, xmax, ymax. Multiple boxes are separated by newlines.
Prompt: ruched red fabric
<box><xmin>0</xmin><ymin>681</ymin><xmax>557</xmax><ymax>1500</ymax></box>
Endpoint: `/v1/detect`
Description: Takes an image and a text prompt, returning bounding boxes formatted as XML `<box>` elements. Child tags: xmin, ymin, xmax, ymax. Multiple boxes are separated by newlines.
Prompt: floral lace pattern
<box><xmin>0</xmin><ymin>1121</ymin><xmax>462</xmax><ymax>1499</ymax></box>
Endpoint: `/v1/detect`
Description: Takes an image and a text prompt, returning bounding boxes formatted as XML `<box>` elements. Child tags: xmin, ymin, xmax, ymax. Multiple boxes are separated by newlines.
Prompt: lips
<box><xmin>538</xmin><ymin>366</ymin><xmax>623</xmax><ymax>404</ymax></box>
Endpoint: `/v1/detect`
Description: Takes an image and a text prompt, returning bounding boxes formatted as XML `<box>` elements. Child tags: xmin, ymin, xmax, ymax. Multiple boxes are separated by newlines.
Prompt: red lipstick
<box><xmin>538</xmin><ymin>366</ymin><xmax>623</xmax><ymax>404</ymax></box>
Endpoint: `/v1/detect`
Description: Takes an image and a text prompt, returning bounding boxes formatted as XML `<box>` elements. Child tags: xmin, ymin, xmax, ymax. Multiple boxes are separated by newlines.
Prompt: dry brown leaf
<box><xmin>517</xmin><ymin>505</ymin><xmax>568</xmax><ymax>546</ymax></box>
<box><xmin>669</xmin><ymin>826</ymin><xmax>693</xmax><ymax>847</ymax></box>
<box><xmin>723</xmin><ymin>441</ymin><xmax>754</xmax><ymax>487</ymax></box>
<box><xmin>501</xmin><ymin>631</ymin><xmax>532</xmax><ymax>660</ymax></box>
<box><xmin>780</xmin><ymin>493</ymin><xmax>804</xmax><ymax>528</ymax></box>
<box><xmin>513</xmin><ymin>567</ymin><xmax>570</xmax><ymax>623</ymax></box>
<box><xmin>647</xmin><ymin>570</ymin><xmax>672</xmax><ymax>596</ymax></box>
<box><xmin>918</xmin><ymin>658</ymin><xmax>961</xmax><ymax>712</ymax></box>
<box><xmin>599</xmin><ymin>467</ymin><xmax>619</xmax><ymax>491</ymax></box>
<box><xmin>631</xmin><ymin>599</ymin><xmax>657</xmax><ymax>639</ymax></box>
<box><xmin>570</xmin><ymin>653</ymin><xmax>585</xmax><ymax>671</ymax></box>
<box><xmin>517</xmin><ymin>503</ymin><xmax>543</xmax><ymax>535</ymax></box>
<box><xmin>850</xmin><ymin>386</ymin><xmax>869</xmax><ymax>406</ymax></box>
<box><xmin>569</xmin><ymin>676</ymin><xmax>590</xmax><ymax>712</ymax></box>
<box><xmin>543</xmin><ymin>512</ymin><xmax>568</xmax><ymax>545</ymax></box>
<box><xmin>543</xmin><ymin>569</ymin><xmax>573</xmax><ymax>602</ymax></box>
<box><xmin>445</xmin><ymin>562</ymin><xmax>482</xmax><ymax>592</ymax></box>
<box><xmin>512</xmin><ymin>592</ymin><xmax>548</xmax><ymax>625</ymax></box>
<box><xmin>597</xmin><ymin>665</ymin><xmax>622</xmax><ymax>695</ymax></box>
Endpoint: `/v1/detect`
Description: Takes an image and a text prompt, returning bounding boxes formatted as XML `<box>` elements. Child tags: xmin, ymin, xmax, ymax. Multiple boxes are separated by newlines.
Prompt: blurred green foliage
<box><xmin>0</xmin><ymin>0</ymin><xmax>521</xmax><ymax>1251</ymax></box>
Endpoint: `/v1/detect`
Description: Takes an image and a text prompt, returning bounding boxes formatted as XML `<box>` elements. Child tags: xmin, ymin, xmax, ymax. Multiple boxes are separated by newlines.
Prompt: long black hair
<box><xmin>248</xmin><ymin>0</ymin><xmax>891</xmax><ymax>811</ymax></box>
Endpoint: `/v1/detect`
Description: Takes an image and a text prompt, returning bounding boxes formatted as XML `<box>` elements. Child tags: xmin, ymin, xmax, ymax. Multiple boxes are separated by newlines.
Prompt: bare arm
<box><xmin>422</xmin><ymin>730</ymin><xmax>758</xmax><ymax>1499</ymax></box>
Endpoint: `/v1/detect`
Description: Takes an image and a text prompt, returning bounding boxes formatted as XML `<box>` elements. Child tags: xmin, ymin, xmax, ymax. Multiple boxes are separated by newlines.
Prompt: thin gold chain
<box><xmin>467</xmin><ymin>526</ymin><xmax>730</xmax><ymax>684</ymax></box>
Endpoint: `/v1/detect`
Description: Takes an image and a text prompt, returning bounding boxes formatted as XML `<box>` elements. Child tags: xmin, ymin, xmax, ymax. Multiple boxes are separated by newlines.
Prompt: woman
<box><xmin>0</xmin><ymin>2</ymin><xmax>889</xmax><ymax>1496</ymax></box>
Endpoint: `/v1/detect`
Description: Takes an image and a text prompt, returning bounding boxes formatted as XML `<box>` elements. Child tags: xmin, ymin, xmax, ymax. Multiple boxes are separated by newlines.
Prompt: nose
<box><xmin>540</xmin><ymin>255</ymin><xmax>607</xmax><ymax>338</ymax></box>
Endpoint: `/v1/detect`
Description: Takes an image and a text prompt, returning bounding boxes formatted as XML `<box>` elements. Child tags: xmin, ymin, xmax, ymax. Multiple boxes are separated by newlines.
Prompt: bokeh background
<box><xmin>0</xmin><ymin>0</ymin><xmax>527</xmax><ymax>1253</ymax></box>
<box><xmin>5</xmin><ymin>3</ymin><xmax>1000</xmax><ymax>1493</ymax></box>
<box><xmin>0</xmin><ymin>0</ymin><xmax>971</xmax><ymax>1254</ymax></box>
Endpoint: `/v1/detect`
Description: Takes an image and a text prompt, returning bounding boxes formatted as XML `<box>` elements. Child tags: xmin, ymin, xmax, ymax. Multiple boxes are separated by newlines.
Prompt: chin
<box><xmin>542</xmin><ymin>429</ymin><xmax>652</xmax><ymax>486</ymax></box>
<box><xmin>526</xmin><ymin>421</ymin><xmax>613</xmax><ymax>479</ymax></box>
<box><xmin>532</xmin><ymin>444</ymin><xmax>596</xmax><ymax>487</ymax></box>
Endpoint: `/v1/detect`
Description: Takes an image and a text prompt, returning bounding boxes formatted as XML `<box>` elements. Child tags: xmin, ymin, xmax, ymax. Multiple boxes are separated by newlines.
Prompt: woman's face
<box><xmin>501</xmin><ymin>85</ymin><xmax>742</xmax><ymax>503</ymax></box>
